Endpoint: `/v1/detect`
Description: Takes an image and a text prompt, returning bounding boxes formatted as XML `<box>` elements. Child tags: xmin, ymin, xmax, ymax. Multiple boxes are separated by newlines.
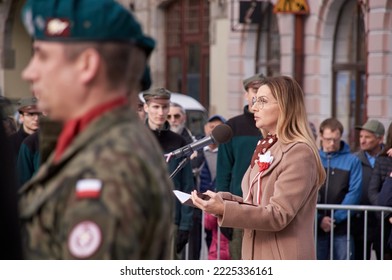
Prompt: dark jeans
<box><xmin>317</xmin><ymin>234</ymin><xmax>354</xmax><ymax>260</ymax></box>
<box><xmin>187</xmin><ymin>208</ymin><xmax>202</xmax><ymax>260</ymax></box>
<box><xmin>352</xmin><ymin>213</ymin><xmax>377</xmax><ymax>260</ymax></box>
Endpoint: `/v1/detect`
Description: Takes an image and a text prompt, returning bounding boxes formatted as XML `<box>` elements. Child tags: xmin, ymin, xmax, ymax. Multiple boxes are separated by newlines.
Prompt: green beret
<box><xmin>243</xmin><ymin>73</ymin><xmax>266</xmax><ymax>90</ymax></box>
<box><xmin>140</xmin><ymin>66</ymin><xmax>152</xmax><ymax>92</ymax></box>
<box><xmin>21</xmin><ymin>0</ymin><xmax>155</xmax><ymax>56</ymax></box>
<box><xmin>143</xmin><ymin>88</ymin><xmax>171</xmax><ymax>102</ymax></box>
<box><xmin>18</xmin><ymin>97</ymin><xmax>40</xmax><ymax>113</ymax></box>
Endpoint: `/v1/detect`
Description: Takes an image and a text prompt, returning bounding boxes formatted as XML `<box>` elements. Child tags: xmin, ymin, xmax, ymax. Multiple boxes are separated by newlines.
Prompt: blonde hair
<box><xmin>264</xmin><ymin>76</ymin><xmax>326</xmax><ymax>187</ymax></box>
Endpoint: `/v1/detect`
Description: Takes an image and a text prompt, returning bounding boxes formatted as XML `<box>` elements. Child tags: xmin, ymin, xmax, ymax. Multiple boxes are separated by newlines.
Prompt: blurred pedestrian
<box><xmin>368</xmin><ymin>121</ymin><xmax>392</xmax><ymax>259</ymax></box>
<box><xmin>0</xmin><ymin>106</ymin><xmax>22</xmax><ymax>259</ymax></box>
<box><xmin>0</xmin><ymin>96</ymin><xmax>17</xmax><ymax>136</ymax></box>
<box><xmin>137</xmin><ymin>96</ymin><xmax>146</xmax><ymax>121</ymax></box>
<box><xmin>377</xmin><ymin>172</ymin><xmax>392</xmax><ymax>252</ymax></box>
<box><xmin>9</xmin><ymin>97</ymin><xmax>41</xmax><ymax>158</ymax></box>
<box><xmin>16</xmin><ymin>130</ymin><xmax>40</xmax><ymax>188</ymax></box>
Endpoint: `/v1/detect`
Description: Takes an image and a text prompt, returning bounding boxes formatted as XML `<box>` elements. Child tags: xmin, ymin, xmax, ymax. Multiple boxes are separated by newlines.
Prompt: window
<box><xmin>165</xmin><ymin>0</ymin><xmax>210</xmax><ymax>108</ymax></box>
<box><xmin>256</xmin><ymin>2</ymin><xmax>280</xmax><ymax>76</ymax></box>
<box><xmin>332</xmin><ymin>0</ymin><xmax>366</xmax><ymax>150</ymax></box>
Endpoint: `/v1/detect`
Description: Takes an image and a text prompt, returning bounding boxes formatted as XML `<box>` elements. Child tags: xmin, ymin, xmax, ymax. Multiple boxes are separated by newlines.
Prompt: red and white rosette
<box><xmin>245</xmin><ymin>151</ymin><xmax>274</xmax><ymax>204</ymax></box>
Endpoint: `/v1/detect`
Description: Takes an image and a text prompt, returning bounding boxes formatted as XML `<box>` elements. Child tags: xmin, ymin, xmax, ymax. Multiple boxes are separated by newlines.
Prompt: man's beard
<box><xmin>170</xmin><ymin>122</ymin><xmax>185</xmax><ymax>134</ymax></box>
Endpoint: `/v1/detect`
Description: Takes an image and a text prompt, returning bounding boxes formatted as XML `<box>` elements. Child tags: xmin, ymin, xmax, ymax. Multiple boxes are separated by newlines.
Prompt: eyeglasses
<box><xmin>251</xmin><ymin>96</ymin><xmax>278</xmax><ymax>110</ymax></box>
<box><xmin>321</xmin><ymin>137</ymin><xmax>341</xmax><ymax>143</ymax></box>
<box><xmin>167</xmin><ymin>114</ymin><xmax>181</xmax><ymax>120</ymax></box>
<box><xmin>23</xmin><ymin>112</ymin><xmax>42</xmax><ymax>117</ymax></box>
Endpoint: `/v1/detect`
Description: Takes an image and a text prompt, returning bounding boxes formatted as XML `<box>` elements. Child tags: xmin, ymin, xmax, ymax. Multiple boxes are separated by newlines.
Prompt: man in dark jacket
<box><xmin>9</xmin><ymin>97</ymin><xmax>41</xmax><ymax>158</ymax></box>
<box><xmin>0</xmin><ymin>107</ymin><xmax>22</xmax><ymax>259</ymax></box>
<box><xmin>143</xmin><ymin>87</ymin><xmax>194</xmax><ymax>259</ymax></box>
<box><xmin>216</xmin><ymin>73</ymin><xmax>265</xmax><ymax>259</ymax></box>
<box><xmin>377</xmin><ymin>173</ymin><xmax>392</xmax><ymax>252</ymax></box>
<box><xmin>353</xmin><ymin>119</ymin><xmax>385</xmax><ymax>259</ymax></box>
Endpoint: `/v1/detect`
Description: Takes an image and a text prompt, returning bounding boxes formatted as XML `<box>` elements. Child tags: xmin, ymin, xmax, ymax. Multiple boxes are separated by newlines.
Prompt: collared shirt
<box><xmin>365</xmin><ymin>151</ymin><xmax>376</xmax><ymax>168</ymax></box>
<box><xmin>365</xmin><ymin>144</ymin><xmax>384</xmax><ymax>168</ymax></box>
<box><xmin>54</xmin><ymin>96</ymin><xmax>127</xmax><ymax>162</ymax></box>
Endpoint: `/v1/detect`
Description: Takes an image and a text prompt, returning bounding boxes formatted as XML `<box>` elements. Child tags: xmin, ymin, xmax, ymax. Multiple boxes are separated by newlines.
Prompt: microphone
<box><xmin>167</xmin><ymin>124</ymin><xmax>233</xmax><ymax>159</ymax></box>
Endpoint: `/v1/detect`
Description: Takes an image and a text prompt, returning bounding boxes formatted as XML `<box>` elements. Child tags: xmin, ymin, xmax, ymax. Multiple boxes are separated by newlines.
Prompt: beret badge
<box><xmin>46</xmin><ymin>18</ymin><xmax>70</xmax><ymax>37</ymax></box>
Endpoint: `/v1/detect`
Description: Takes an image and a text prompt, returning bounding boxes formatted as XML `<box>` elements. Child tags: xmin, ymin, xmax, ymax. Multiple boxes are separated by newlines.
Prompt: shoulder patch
<box><xmin>75</xmin><ymin>179</ymin><xmax>102</xmax><ymax>199</ymax></box>
<box><xmin>67</xmin><ymin>221</ymin><xmax>102</xmax><ymax>259</ymax></box>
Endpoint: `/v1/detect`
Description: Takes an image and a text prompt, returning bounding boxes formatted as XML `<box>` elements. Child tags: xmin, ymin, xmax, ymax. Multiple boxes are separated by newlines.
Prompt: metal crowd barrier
<box><xmin>188</xmin><ymin>204</ymin><xmax>392</xmax><ymax>260</ymax></box>
<box><xmin>315</xmin><ymin>204</ymin><xmax>392</xmax><ymax>260</ymax></box>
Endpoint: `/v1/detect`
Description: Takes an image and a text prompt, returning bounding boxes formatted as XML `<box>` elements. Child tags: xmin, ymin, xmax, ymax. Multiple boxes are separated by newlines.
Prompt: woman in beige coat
<box><xmin>192</xmin><ymin>76</ymin><xmax>326</xmax><ymax>259</ymax></box>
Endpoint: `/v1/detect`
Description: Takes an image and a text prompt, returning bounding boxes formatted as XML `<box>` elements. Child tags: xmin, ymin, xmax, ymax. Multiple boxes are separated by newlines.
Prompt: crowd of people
<box><xmin>1</xmin><ymin>0</ymin><xmax>392</xmax><ymax>260</ymax></box>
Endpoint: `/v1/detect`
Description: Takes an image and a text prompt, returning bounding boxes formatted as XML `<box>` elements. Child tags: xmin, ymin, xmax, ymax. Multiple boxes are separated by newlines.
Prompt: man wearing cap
<box><xmin>168</xmin><ymin>102</ymin><xmax>194</xmax><ymax>142</ymax></box>
<box><xmin>215</xmin><ymin>73</ymin><xmax>265</xmax><ymax>259</ymax></box>
<box><xmin>18</xmin><ymin>0</ymin><xmax>173</xmax><ymax>259</ymax></box>
<box><xmin>9</xmin><ymin>97</ymin><xmax>41</xmax><ymax>158</ymax></box>
<box><xmin>137</xmin><ymin>96</ymin><xmax>146</xmax><ymax>121</ymax></box>
<box><xmin>143</xmin><ymin>87</ymin><xmax>194</xmax><ymax>259</ymax></box>
<box><xmin>353</xmin><ymin>119</ymin><xmax>385</xmax><ymax>259</ymax></box>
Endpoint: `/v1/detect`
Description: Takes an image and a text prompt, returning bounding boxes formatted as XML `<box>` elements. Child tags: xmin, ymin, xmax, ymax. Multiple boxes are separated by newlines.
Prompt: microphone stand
<box><xmin>169</xmin><ymin>155</ymin><xmax>191</xmax><ymax>179</ymax></box>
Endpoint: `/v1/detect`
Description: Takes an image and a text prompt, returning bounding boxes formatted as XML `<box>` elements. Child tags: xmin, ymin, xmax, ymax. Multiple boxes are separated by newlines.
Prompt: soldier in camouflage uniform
<box><xmin>18</xmin><ymin>0</ymin><xmax>174</xmax><ymax>259</ymax></box>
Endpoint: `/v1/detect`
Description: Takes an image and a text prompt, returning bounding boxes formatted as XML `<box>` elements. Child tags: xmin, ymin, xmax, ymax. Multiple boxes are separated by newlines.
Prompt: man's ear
<box><xmin>76</xmin><ymin>48</ymin><xmax>101</xmax><ymax>84</ymax></box>
<box><xmin>19</xmin><ymin>114</ymin><xmax>25</xmax><ymax>124</ymax></box>
<box><xmin>143</xmin><ymin>102</ymin><xmax>149</xmax><ymax>113</ymax></box>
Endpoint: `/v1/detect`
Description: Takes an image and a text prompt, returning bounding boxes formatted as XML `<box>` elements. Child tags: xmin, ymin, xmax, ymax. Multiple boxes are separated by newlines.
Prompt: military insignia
<box><xmin>68</xmin><ymin>221</ymin><xmax>102</xmax><ymax>259</ymax></box>
<box><xmin>45</xmin><ymin>18</ymin><xmax>70</xmax><ymax>37</ymax></box>
<box><xmin>75</xmin><ymin>179</ymin><xmax>102</xmax><ymax>199</ymax></box>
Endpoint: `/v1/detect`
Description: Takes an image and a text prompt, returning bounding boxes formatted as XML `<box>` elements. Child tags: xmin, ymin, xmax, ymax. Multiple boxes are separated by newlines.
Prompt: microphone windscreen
<box><xmin>211</xmin><ymin>124</ymin><xmax>233</xmax><ymax>144</ymax></box>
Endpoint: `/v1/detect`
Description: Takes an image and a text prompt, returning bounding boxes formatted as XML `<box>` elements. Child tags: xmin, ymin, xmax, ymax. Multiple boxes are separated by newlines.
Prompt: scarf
<box><xmin>246</xmin><ymin>134</ymin><xmax>278</xmax><ymax>204</ymax></box>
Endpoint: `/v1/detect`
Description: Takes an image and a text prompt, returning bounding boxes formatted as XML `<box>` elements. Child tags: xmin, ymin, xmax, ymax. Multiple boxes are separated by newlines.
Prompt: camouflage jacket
<box><xmin>18</xmin><ymin>105</ymin><xmax>174</xmax><ymax>259</ymax></box>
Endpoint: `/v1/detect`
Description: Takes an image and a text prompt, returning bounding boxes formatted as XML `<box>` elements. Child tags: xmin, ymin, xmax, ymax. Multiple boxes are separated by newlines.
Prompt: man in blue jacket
<box><xmin>317</xmin><ymin>117</ymin><xmax>362</xmax><ymax>260</ymax></box>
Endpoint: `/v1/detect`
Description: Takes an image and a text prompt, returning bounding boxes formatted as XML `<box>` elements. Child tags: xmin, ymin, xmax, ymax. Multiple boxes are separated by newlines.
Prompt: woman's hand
<box><xmin>191</xmin><ymin>190</ymin><xmax>225</xmax><ymax>216</ymax></box>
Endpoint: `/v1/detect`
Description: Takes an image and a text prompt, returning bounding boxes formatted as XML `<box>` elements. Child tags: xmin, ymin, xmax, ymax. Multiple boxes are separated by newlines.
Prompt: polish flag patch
<box><xmin>75</xmin><ymin>179</ymin><xmax>102</xmax><ymax>199</ymax></box>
